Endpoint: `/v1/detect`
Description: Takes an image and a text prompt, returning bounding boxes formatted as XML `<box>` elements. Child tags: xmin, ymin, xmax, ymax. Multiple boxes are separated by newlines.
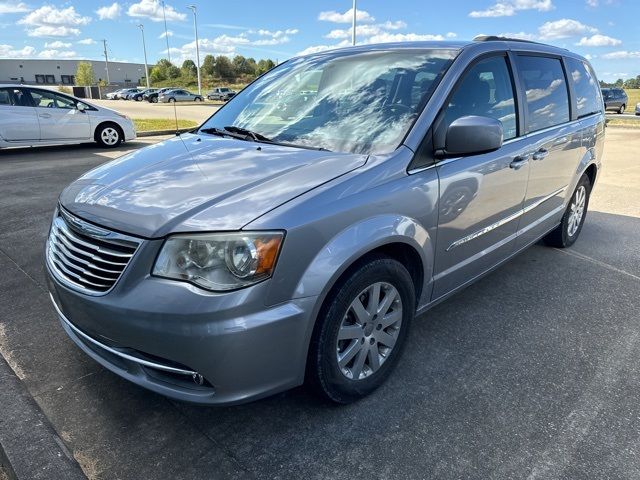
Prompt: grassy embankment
<box><xmin>133</xmin><ymin>118</ymin><xmax>198</xmax><ymax>131</ymax></box>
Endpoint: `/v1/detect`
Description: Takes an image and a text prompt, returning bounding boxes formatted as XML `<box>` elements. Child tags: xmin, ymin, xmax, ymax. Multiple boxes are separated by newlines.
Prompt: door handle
<box><xmin>39</xmin><ymin>113</ymin><xmax>52</xmax><ymax>118</ymax></box>
<box><xmin>532</xmin><ymin>148</ymin><xmax>549</xmax><ymax>161</ymax></box>
<box><xmin>509</xmin><ymin>155</ymin><xmax>529</xmax><ymax>170</ymax></box>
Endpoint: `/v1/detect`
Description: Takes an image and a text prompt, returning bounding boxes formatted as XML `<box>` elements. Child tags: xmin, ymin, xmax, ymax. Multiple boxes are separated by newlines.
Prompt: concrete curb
<box><xmin>0</xmin><ymin>356</ymin><xmax>86</xmax><ymax>480</ymax></box>
<box><xmin>137</xmin><ymin>127</ymin><xmax>195</xmax><ymax>137</ymax></box>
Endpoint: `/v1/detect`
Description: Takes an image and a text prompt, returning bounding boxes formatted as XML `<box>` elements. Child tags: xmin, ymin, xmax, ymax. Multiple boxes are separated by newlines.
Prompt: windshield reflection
<box><xmin>200</xmin><ymin>49</ymin><xmax>456</xmax><ymax>155</ymax></box>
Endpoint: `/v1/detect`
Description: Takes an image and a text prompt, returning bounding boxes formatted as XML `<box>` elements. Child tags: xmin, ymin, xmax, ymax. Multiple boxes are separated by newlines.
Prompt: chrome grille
<box><xmin>47</xmin><ymin>210</ymin><xmax>140</xmax><ymax>295</ymax></box>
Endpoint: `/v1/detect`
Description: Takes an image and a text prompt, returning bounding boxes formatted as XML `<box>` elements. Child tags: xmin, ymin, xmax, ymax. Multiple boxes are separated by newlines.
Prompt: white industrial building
<box><xmin>0</xmin><ymin>59</ymin><xmax>149</xmax><ymax>87</ymax></box>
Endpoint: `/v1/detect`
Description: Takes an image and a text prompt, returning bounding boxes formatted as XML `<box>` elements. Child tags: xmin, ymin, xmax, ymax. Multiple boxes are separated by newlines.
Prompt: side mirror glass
<box><xmin>439</xmin><ymin>115</ymin><xmax>503</xmax><ymax>157</ymax></box>
<box><xmin>76</xmin><ymin>103</ymin><xmax>86</xmax><ymax>112</ymax></box>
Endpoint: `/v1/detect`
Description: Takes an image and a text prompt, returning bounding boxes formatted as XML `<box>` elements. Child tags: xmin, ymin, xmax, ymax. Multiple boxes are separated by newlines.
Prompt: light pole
<box><xmin>161</xmin><ymin>0</ymin><xmax>171</xmax><ymax>63</ymax></box>
<box><xmin>352</xmin><ymin>0</ymin><xmax>357</xmax><ymax>46</ymax></box>
<box><xmin>138</xmin><ymin>24</ymin><xmax>150</xmax><ymax>89</ymax></box>
<box><xmin>102</xmin><ymin>39</ymin><xmax>110</xmax><ymax>84</ymax></box>
<box><xmin>187</xmin><ymin>4</ymin><xmax>201</xmax><ymax>96</ymax></box>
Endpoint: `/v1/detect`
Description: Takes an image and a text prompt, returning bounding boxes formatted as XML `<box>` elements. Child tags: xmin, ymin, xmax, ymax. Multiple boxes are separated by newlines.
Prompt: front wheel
<box><xmin>619</xmin><ymin>104</ymin><xmax>626</xmax><ymax>114</ymax></box>
<box><xmin>151</xmin><ymin>97</ymin><xmax>158</xmax><ymax>103</ymax></box>
<box><xmin>194</xmin><ymin>97</ymin><xmax>202</xmax><ymax>102</ymax></box>
<box><xmin>168</xmin><ymin>97</ymin><xmax>176</xmax><ymax>103</ymax></box>
<box><xmin>307</xmin><ymin>256</ymin><xmax>415</xmax><ymax>404</ymax></box>
<box><xmin>544</xmin><ymin>174</ymin><xmax>591</xmax><ymax>248</ymax></box>
<box><xmin>96</xmin><ymin>124</ymin><xmax>122</xmax><ymax>148</ymax></box>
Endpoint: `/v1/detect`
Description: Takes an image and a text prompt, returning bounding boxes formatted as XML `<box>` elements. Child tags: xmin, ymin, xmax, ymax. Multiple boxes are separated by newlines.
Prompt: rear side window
<box><xmin>0</xmin><ymin>88</ymin><xmax>13</xmax><ymax>105</ymax></box>
<box><xmin>516</xmin><ymin>55</ymin><xmax>570</xmax><ymax>132</ymax></box>
<box><xmin>443</xmin><ymin>55</ymin><xmax>518</xmax><ymax>140</ymax></box>
<box><xmin>0</xmin><ymin>88</ymin><xmax>30</xmax><ymax>107</ymax></box>
<box><xmin>565</xmin><ymin>57</ymin><xmax>602</xmax><ymax>118</ymax></box>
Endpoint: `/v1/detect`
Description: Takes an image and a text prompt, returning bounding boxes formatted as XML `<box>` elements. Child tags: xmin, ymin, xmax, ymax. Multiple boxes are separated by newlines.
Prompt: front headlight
<box><xmin>152</xmin><ymin>232</ymin><xmax>284</xmax><ymax>291</ymax></box>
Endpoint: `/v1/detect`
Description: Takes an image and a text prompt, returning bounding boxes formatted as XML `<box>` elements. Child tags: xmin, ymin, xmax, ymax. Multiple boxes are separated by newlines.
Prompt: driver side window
<box><xmin>443</xmin><ymin>55</ymin><xmax>517</xmax><ymax>141</ymax></box>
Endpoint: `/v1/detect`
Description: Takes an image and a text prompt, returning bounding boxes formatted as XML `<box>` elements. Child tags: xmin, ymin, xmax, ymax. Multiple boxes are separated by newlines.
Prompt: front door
<box><xmin>432</xmin><ymin>54</ymin><xmax>530</xmax><ymax>300</ymax></box>
<box><xmin>28</xmin><ymin>89</ymin><xmax>91</xmax><ymax>141</ymax></box>
<box><xmin>0</xmin><ymin>87</ymin><xmax>39</xmax><ymax>142</ymax></box>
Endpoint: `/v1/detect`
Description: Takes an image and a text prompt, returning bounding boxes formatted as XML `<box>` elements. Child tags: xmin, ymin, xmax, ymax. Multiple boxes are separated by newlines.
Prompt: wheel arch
<box><xmin>93</xmin><ymin>120</ymin><xmax>124</xmax><ymax>143</ymax></box>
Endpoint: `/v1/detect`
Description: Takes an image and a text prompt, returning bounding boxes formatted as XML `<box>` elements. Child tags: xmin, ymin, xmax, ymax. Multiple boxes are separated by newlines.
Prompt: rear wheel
<box><xmin>307</xmin><ymin>256</ymin><xmax>415</xmax><ymax>404</ymax></box>
<box><xmin>95</xmin><ymin>124</ymin><xmax>122</xmax><ymax>148</ymax></box>
<box><xmin>168</xmin><ymin>97</ymin><xmax>176</xmax><ymax>103</ymax></box>
<box><xmin>544</xmin><ymin>174</ymin><xmax>591</xmax><ymax>248</ymax></box>
<box><xmin>194</xmin><ymin>97</ymin><xmax>202</xmax><ymax>102</ymax></box>
<box><xmin>619</xmin><ymin>104</ymin><xmax>626</xmax><ymax>114</ymax></box>
<box><xmin>151</xmin><ymin>97</ymin><xmax>158</xmax><ymax>103</ymax></box>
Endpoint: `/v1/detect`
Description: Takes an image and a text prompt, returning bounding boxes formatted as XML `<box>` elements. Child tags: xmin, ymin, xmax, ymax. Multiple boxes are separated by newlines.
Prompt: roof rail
<box><xmin>473</xmin><ymin>35</ymin><xmax>543</xmax><ymax>45</ymax></box>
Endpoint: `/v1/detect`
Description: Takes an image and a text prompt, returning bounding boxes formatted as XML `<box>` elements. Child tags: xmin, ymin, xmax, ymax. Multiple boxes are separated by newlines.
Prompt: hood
<box><xmin>59</xmin><ymin>133</ymin><xmax>367</xmax><ymax>238</ymax></box>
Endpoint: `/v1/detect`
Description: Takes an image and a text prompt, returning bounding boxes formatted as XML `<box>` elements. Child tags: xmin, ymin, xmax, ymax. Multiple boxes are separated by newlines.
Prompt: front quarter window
<box><xmin>199</xmin><ymin>49</ymin><xmax>457</xmax><ymax>154</ymax></box>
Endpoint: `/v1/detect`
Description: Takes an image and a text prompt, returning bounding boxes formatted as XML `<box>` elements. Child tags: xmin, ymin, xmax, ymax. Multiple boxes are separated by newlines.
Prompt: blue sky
<box><xmin>0</xmin><ymin>0</ymin><xmax>638</xmax><ymax>81</ymax></box>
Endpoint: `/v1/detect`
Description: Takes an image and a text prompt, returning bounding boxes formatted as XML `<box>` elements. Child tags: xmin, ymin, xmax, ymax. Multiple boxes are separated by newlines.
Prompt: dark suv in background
<box><xmin>602</xmin><ymin>87</ymin><xmax>628</xmax><ymax>114</ymax></box>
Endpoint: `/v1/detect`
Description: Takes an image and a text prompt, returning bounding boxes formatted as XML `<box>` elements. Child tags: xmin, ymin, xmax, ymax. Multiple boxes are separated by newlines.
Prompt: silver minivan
<box><xmin>46</xmin><ymin>37</ymin><xmax>605</xmax><ymax>405</ymax></box>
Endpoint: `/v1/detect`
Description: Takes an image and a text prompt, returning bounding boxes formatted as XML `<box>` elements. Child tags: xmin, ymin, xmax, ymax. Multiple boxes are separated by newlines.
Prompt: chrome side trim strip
<box><xmin>446</xmin><ymin>185</ymin><xmax>567</xmax><ymax>251</ymax></box>
<box><xmin>49</xmin><ymin>293</ymin><xmax>197</xmax><ymax>376</ymax></box>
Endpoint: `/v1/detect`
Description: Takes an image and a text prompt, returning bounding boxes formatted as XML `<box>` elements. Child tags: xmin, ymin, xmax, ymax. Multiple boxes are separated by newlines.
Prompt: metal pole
<box><xmin>102</xmin><ymin>39</ymin><xmax>110</xmax><ymax>84</ymax></box>
<box><xmin>352</xmin><ymin>0</ymin><xmax>357</xmax><ymax>46</ymax></box>
<box><xmin>162</xmin><ymin>0</ymin><xmax>171</xmax><ymax>63</ymax></box>
<box><xmin>138</xmin><ymin>25</ymin><xmax>150</xmax><ymax>89</ymax></box>
<box><xmin>187</xmin><ymin>5</ymin><xmax>201</xmax><ymax>95</ymax></box>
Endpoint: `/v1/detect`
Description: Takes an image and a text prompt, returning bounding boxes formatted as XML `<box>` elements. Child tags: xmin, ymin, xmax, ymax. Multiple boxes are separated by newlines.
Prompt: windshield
<box><xmin>199</xmin><ymin>49</ymin><xmax>457</xmax><ymax>154</ymax></box>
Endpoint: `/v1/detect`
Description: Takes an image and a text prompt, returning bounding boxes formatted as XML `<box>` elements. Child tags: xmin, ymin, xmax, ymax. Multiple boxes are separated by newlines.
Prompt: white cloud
<box><xmin>318</xmin><ymin>8</ymin><xmax>374</xmax><ymax>24</ymax></box>
<box><xmin>127</xmin><ymin>0</ymin><xmax>186</xmax><ymax>22</ymax></box>
<box><xmin>499</xmin><ymin>31</ymin><xmax>537</xmax><ymax>40</ymax></box>
<box><xmin>27</xmin><ymin>26</ymin><xmax>82</xmax><ymax>37</ymax></box>
<box><xmin>470</xmin><ymin>0</ymin><xmax>554</xmax><ymax>17</ymax></box>
<box><xmin>45</xmin><ymin>40</ymin><xmax>72</xmax><ymax>48</ymax></box>
<box><xmin>296</xmin><ymin>43</ymin><xmax>349</xmax><ymax>56</ymax></box>
<box><xmin>96</xmin><ymin>3</ymin><xmax>122</xmax><ymax>20</ymax></box>
<box><xmin>38</xmin><ymin>49</ymin><xmax>77</xmax><ymax>59</ymax></box>
<box><xmin>0</xmin><ymin>43</ymin><xmax>36</xmax><ymax>57</ymax></box>
<box><xmin>586</xmin><ymin>0</ymin><xmax>598</xmax><ymax>6</ymax></box>
<box><xmin>77</xmin><ymin>38</ymin><xmax>96</xmax><ymax>45</ymax></box>
<box><xmin>0</xmin><ymin>2</ymin><xmax>29</xmax><ymax>14</ymax></box>
<box><xmin>602</xmin><ymin>50</ymin><xmax>640</xmax><ymax>60</ymax></box>
<box><xmin>538</xmin><ymin>19</ymin><xmax>597</xmax><ymax>40</ymax></box>
<box><xmin>18</xmin><ymin>6</ymin><xmax>91</xmax><ymax>37</ymax></box>
<box><xmin>446</xmin><ymin>32</ymin><xmax>457</xmax><ymax>38</ymax></box>
<box><xmin>576</xmin><ymin>34</ymin><xmax>621</xmax><ymax>47</ymax></box>
<box><xmin>159</xmin><ymin>30</ymin><xmax>173</xmax><ymax>39</ymax></box>
<box><xmin>250</xmin><ymin>28</ymin><xmax>298</xmax><ymax>46</ymax></box>
<box><xmin>367</xmin><ymin>32</ymin><xmax>446</xmax><ymax>43</ymax></box>
<box><xmin>169</xmin><ymin>34</ymin><xmax>249</xmax><ymax>63</ymax></box>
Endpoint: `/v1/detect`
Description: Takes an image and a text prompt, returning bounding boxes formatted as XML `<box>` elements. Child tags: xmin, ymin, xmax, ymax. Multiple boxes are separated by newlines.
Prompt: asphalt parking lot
<box><xmin>91</xmin><ymin>99</ymin><xmax>220</xmax><ymax>123</ymax></box>
<box><xmin>0</xmin><ymin>129</ymin><xmax>639</xmax><ymax>479</ymax></box>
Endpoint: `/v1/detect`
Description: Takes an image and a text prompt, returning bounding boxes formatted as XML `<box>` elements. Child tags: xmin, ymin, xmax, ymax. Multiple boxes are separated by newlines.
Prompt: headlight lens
<box><xmin>152</xmin><ymin>232</ymin><xmax>284</xmax><ymax>291</ymax></box>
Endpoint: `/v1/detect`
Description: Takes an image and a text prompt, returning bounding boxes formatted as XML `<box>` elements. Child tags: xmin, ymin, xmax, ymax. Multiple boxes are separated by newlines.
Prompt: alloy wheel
<box><xmin>101</xmin><ymin>127</ymin><xmax>119</xmax><ymax>146</ymax></box>
<box><xmin>336</xmin><ymin>282</ymin><xmax>403</xmax><ymax>380</ymax></box>
<box><xmin>567</xmin><ymin>185</ymin><xmax>586</xmax><ymax>237</ymax></box>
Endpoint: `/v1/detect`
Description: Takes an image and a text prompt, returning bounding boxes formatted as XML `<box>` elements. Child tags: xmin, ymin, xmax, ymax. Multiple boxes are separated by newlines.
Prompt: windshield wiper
<box><xmin>201</xmin><ymin>125</ymin><xmax>331</xmax><ymax>152</ymax></box>
<box><xmin>223</xmin><ymin>125</ymin><xmax>272</xmax><ymax>142</ymax></box>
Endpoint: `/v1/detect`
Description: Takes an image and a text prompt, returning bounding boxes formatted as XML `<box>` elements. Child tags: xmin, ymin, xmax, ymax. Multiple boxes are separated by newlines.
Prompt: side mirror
<box><xmin>438</xmin><ymin>115</ymin><xmax>503</xmax><ymax>157</ymax></box>
<box><xmin>76</xmin><ymin>103</ymin><xmax>86</xmax><ymax>112</ymax></box>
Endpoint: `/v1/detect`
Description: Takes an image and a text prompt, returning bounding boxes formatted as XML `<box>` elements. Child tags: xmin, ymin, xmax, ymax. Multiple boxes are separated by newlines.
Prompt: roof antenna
<box><xmin>173</xmin><ymin>96</ymin><xmax>180</xmax><ymax>135</ymax></box>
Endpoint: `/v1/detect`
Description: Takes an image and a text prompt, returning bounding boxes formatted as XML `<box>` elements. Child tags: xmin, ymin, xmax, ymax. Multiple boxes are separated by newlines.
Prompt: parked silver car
<box><xmin>158</xmin><ymin>89</ymin><xmax>204</xmax><ymax>103</ymax></box>
<box><xmin>46</xmin><ymin>38</ymin><xmax>604</xmax><ymax>405</ymax></box>
<box><xmin>0</xmin><ymin>84</ymin><xmax>136</xmax><ymax>148</ymax></box>
<box><xmin>207</xmin><ymin>87</ymin><xmax>236</xmax><ymax>101</ymax></box>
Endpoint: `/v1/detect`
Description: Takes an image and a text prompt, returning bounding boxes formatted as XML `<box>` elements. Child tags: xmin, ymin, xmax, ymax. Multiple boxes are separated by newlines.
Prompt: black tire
<box><xmin>544</xmin><ymin>173</ymin><xmax>591</xmax><ymax>248</ymax></box>
<box><xmin>194</xmin><ymin>97</ymin><xmax>202</xmax><ymax>102</ymax></box>
<box><xmin>151</xmin><ymin>97</ymin><xmax>158</xmax><ymax>103</ymax></box>
<box><xmin>307</xmin><ymin>255</ymin><xmax>415</xmax><ymax>404</ymax></box>
<box><xmin>168</xmin><ymin>97</ymin><xmax>176</xmax><ymax>103</ymax></box>
<box><xmin>95</xmin><ymin>123</ymin><xmax>122</xmax><ymax>148</ymax></box>
<box><xmin>619</xmin><ymin>104</ymin><xmax>626</xmax><ymax>114</ymax></box>
<box><xmin>135</xmin><ymin>96</ymin><xmax>142</xmax><ymax>102</ymax></box>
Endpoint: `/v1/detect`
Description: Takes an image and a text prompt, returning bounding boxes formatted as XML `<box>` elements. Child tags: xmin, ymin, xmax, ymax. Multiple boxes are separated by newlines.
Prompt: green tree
<box><xmin>214</xmin><ymin>55</ymin><xmax>235</xmax><ymax>79</ymax></box>
<box><xmin>245</xmin><ymin>57</ymin><xmax>258</xmax><ymax>76</ymax></box>
<box><xmin>181</xmin><ymin>59</ymin><xmax>197</xmax><ymax>77</ymax></box>
<box><xmin>257</xmin><ymin>59</ymin><xmax>275</xmax><ymax>75</ymax></box>
<box><xmin>202</xmin><ymin>54</ymin><xmax>215</xmax><ymax>76</ymax></box>
<box><xmin>614</xmin><ymin>78</ymin><xmax>624</xmax><ymax>87</ymax></box>
<box><xmin>75</xmin><ymin>61</ymin><xmax>95</xmax><ymax>86</ymax></box>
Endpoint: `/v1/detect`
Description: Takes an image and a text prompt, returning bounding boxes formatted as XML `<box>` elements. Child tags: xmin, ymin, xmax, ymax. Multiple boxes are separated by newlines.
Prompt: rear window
<box><xmin>565</xmin><ymin>57</ymin><xmax>602</xmax><ymax>118</ymax></box>
<box><xmin>516</xmin><ymin>55</ymin><xmax>570</xmax><ymax>132</ymax></box>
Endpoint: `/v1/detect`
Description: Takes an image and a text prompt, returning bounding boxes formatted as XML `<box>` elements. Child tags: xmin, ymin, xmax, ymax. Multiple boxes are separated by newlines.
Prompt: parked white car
<box><xmin>0</xmin><ymin>85</ymin><xmax>136</xmax><ymax>149</ymax></box>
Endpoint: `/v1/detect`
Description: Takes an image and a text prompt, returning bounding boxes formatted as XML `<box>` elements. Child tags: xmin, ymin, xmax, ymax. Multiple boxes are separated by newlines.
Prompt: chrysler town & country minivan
<box><xmin>46</xmin><ymin>37</ymin><xmax>605</xmax><ymax>405</ymax></box>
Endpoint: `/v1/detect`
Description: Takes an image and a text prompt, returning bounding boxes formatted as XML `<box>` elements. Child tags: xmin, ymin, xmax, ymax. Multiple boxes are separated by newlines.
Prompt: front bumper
<box><xmin>46</xmin><ymin>260</ymin><xmax>318</xmax><ymax>405</ymax></box>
